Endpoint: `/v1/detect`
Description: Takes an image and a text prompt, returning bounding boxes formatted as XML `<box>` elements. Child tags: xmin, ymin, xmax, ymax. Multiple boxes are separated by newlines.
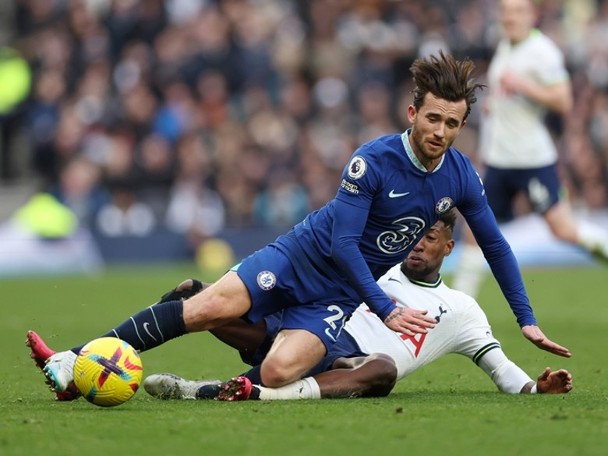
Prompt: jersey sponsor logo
<box><xmin>256</xmin><ymin>271</ymin><xmax>276</xmax><ymax>290</ymax></box>
<box><xmin>435</xmin><ymin>197</ymin><xmax>454</xmax><ymax>214</ymax></box>
<box><xmin>377</xmin><ymin>217</ymin><xmax>426</xmax><ymax>254</ymax></box>
<box><xmin>388</xmin><ymin>189</ymin><xmax>410</xmax><ymax>198</ymax></box>
<box><xmin>400</xmin><ymin>331</ymin><xmax>426</xmax><ymax>357</ymax></box>
<box><xmin>347</xmin><ymin>156</ymin><xmax>367</xmax><ymax>179</ymax></box>
<box><xmin>341</xmin><ymin>179</ymin><xmax>359</xmax><ymax>194</ymax></box>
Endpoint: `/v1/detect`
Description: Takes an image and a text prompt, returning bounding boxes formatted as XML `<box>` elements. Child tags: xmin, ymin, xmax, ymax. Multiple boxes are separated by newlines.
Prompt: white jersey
<box><xmin>482</xmin><ymin>29</ymin><xmax>569</xmax><ymax>169</ymax></box>
<box><xmin>345</xmin><ymin>264</ymin><xmax>500</xmax><ymax>381</ymax></box>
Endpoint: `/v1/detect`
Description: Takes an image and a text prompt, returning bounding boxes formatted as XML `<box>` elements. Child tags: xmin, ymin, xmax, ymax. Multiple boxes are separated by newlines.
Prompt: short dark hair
<box><xmin>437</xmin><ymin>208</ymin><xmax>457</xmax><ymax>233</ymax></box>
<box><xmin>410</xmin><ymin>51</ymin><xmax>485</xmax><ymax>120</ymax></box>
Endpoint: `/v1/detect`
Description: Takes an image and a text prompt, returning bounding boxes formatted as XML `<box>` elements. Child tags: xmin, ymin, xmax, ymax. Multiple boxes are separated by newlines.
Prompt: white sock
<box><xmin>576</xmin><ymin>221</ymin><xmax>608</xmax><ymax>260</ymax></box>
<box><xmin>257</xmin><ymin>377</ymin><xmax>321</xmax><ymax>401</ymax></box>
<box><xmin>451</xmin><ymin>244</ymin><xmax>487</xmax><ymax>298</ymax></box>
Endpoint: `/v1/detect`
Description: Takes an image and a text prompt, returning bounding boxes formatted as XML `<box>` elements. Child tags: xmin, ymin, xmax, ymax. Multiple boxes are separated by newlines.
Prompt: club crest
<box><xmin>257</xmin><ymin>271</ymin><xmax>276</xmax><ymax>290</ymax></box>
<box><xmin>435</xmin><ymin>197</ymin><xmax>454</xmax><ymax>214</ymax></box>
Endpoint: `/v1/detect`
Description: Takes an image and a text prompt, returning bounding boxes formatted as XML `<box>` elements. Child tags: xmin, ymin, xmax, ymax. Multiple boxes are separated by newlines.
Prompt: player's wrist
<box><xmin>530</xmin><ymin>383</ymin><xmax>538</xmax><ymax>394</ymax></box>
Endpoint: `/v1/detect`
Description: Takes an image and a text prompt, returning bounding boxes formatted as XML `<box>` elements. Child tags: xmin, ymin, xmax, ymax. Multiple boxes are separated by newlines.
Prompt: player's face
<box><xmin>499</xmin><ymin>0</ymin><xmax>536</xmax><ymax>44</ymax></box>
<box><xmin>403</xmin><ymin>221</ymin><xmax>454</xmax><ymax>282</ymax></box>
<box><xmin>407</xmin><ymin>93</ymin><xmax>467</xmax><ymax>171</ymax></box>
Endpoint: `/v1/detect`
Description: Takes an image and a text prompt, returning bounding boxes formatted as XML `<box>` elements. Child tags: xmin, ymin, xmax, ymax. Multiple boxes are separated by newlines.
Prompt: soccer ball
<box><xmin>73</xmin><ymin>337</ymin><xmax>143</xmax><ymax>407</ymax></box>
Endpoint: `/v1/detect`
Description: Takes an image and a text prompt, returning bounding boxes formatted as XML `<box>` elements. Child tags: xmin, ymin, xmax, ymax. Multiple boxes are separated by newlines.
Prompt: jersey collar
<box><xmin>406</xmin><ymin>274</ymin><xmax>443</xmax><ymax>288</ymax></box>
<box><xmin>401</xmin><ymin>129</ymin><xmax>445</xmax><ymax>173</ymax></box>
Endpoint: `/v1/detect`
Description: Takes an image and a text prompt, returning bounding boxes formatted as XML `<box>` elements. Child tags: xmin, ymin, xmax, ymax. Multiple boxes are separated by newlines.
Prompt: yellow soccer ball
<box><xmin>73</xmin><ymin>337</ymin><xmax>143</xmax><ymax>407</ymax></box>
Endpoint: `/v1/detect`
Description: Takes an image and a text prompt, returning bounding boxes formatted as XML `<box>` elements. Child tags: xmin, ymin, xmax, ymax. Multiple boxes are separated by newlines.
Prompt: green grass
<box><xmin>1</xmin><ymin>264</ymin><xmax>607</xmax><ymax>455</ymax></box>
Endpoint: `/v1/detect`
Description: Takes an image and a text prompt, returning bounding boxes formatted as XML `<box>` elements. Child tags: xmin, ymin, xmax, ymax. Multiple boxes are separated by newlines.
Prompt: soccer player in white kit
<box><xmin>453</xmin><ymin>0</ymin><xmax>608</xmax><ymax>298</ymax></box>
<box><xmin>141</xmin><ymin>210</ymin><xmax>573</xmax><ymax>401</ymax></box>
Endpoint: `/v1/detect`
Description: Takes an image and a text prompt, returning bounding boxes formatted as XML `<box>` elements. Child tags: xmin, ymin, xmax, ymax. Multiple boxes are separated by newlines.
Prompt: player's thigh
<box><xmin>233</xmin><ymin>242</ymin><xmax>303</xmax><ymax>322</ymax></box>
<box><xmin>522</xmin><ymin>165</ymin><xmax>562</xmax><ymax>214</ymax></box>
<box><xmin>182</xmin><ymin>271</ymin><xmax>252</xmax><ymax>331</ymax></box>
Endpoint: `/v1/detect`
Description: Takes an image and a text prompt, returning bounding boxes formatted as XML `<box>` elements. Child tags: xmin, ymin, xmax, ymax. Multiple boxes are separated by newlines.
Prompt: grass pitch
<box><xmin>1</xmin><ymin>264</ymin><xmax>607</xmax><ymax>455</ymax></box>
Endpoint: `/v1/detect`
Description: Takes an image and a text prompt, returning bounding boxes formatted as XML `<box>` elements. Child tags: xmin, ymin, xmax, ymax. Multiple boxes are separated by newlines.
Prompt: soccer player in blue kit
<box><xmin>28</xmin><ymin>52</ymin><xmax>570</xmax><ymax>401</ymax></box>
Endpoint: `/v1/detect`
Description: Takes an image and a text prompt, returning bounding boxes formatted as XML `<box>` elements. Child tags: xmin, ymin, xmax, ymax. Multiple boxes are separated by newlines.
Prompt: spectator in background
<box><xmin>27</xmin><ymin>68</ymin><xmax>65</xmax><ymax>184</ymax></box>
<box><xmin>0</xmin><ymin>46</ymin><xmax>31</xmax><ymax>182</ymax></box>
<box><xmin>49</xmin><ymin>155</ymin><xmax>110</xmax><ymax>228</ymax></box>
<box><xmin>253</xmin><ymin>169</ymin><xmax>309</xmax><ymax>227</ymax></box>
<box><xmin>165</xmin><ymin>132</ymin><xmax>225</xmax><ymax>247</ymax></box>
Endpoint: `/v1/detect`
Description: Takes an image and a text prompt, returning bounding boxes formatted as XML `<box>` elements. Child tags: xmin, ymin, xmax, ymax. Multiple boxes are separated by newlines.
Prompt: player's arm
<box><xmin>330</xmin><ymin>198</ymin><xmax>435</xmax><ymax>336</ymax></box>
<box><xmin>476</xmin><ymin>347</ymin><xmax>572</xmax><ymax>394</ymax></box>
<box><xmin>459</xmin><ymin>166</ymin><xmax>570</xmax><ymax>358</ymax></box>
<box><xmin>465</xmin><ymin>204</ymin><xmax>535</xmax><ymax>327</ymax></box>
<box><xmin>500</xmin><ymin>72</ymin><xmax>572</xmax><ymax>115</ymax></box>
<box><xmin>465</xmin><ymin>206</ymin><xmax>571</xmax><ymax>357</ymax></box>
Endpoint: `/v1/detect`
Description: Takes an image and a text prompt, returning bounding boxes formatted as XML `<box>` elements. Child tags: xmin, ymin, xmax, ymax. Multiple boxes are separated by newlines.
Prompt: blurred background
<box><xmin>0</xmin><ymin>0</ymin><xmax>606</xmax><ymax>278</ymax></box>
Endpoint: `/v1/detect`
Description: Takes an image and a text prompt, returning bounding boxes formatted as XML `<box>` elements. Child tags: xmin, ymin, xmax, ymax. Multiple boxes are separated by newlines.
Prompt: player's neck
<box><xmin>401</xmin><ymin>263</ymin><xmax>442</xmax><ymax>286</ymax></box>
<box><xmin>508</xmin><ymin>27</ymin><xmax>537</xmax><ymax>46</ymax></box>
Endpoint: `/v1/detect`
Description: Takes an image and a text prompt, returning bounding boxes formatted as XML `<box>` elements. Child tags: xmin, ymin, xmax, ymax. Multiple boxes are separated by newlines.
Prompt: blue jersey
<box><xmin>292</xmin><ymin>131</ymin><xmax>535</xmax><ymax>327</ymax></box>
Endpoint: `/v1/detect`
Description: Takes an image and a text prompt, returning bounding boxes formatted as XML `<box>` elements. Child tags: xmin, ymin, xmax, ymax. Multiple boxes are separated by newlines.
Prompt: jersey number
<box><xmin>323</xmin><ymin>305</ymin><xmax>346</xmax><ymax>343</ymax></box>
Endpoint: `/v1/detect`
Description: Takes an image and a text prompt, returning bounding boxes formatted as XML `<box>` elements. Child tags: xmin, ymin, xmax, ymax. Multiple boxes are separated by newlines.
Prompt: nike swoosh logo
<box><xmin>143</xmin><ymin>322</ymin><xmax>158</xmax><ymax>342</ymax></box>
<box><xmin>324</xmin><ymin>328</ymin><xmax>337</xmax><ymax>343</ymax></box>
<box><xmin>389</xmin><ymin>190</ymin><xmax>410</xmax><ymax>198</ymax></box>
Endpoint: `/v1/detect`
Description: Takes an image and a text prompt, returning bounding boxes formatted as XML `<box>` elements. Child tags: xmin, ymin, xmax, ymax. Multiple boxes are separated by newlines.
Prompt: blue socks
<box><xmin>70</xmin><ymin>300</ymin><xmax>186</xmax><ymax>354</ymax></box>
<box><xmin>240</xmin><ymin>365</ymin><xmax>263</xmax><ymax>385</ymax></box>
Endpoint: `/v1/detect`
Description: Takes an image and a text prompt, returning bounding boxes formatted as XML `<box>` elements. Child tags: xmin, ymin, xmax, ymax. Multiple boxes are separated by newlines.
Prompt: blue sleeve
<box><xmin>330</xmin><ymin>198</ymin><xmax>397</xmax><ymax>321</ymax></box>
<box><xmin>466</xmin><ymin>206</ymin><xmax>537</xmax><ymax>327</ymax></box>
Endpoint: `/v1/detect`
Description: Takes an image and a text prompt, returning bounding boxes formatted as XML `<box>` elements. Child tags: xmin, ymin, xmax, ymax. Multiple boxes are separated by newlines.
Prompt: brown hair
<box><xmin>410</xmin><ymin>51</ymin><xmax>485</xmax><ymax>120</ymax></box>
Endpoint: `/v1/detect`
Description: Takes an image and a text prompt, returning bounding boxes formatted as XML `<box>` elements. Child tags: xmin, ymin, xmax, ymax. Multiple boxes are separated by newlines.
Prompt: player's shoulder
<box><xmin>443</xmin><ymin>146</ymin><xmax>479</xmax><ymax>177</ymax></box>
<box><xmin>525</xmin><ymin>29</ymin><xmax>564</xmax><ymax>59</ymax></box>
<box><xmin>350</xmin><ymin>133</ymin><xmax>410</xmax><ymax>175</ymax></box>
<box><xmin>357</xmin><ymin>133</ymin><xmax>404</xmax><ymax>157</ymax></box>
<box><xmin>441</xmin><ymin>283</ymin><xmax>478</xmax><ymax>304</ymax></box>
<box><xmin>377</xmin><ymin>263</ymin><xmax>404</xmax><ymax>286</ymax></box>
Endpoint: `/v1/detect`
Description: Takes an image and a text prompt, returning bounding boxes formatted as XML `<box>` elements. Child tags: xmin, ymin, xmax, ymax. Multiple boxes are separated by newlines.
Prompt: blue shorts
<box><xmin>243</xmin><ymin>314</ymin><xmax>368</xmax><ymax>375</ymax></box>
<box><xmin>483</xmin><ymin>164</ymin><xmax>563</xmax><ymax>223</ymax></box>
<box><xmin>232</xmin><ymin>230</ymin><xmax>360</xmax><ymax>351</ymax></box>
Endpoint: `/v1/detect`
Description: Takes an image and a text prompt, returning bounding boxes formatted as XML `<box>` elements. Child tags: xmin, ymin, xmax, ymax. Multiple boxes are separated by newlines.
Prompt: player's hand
<box><xmin>521</xmin><ymin>325</ymin><xmax>571</xmax><ymax>358</ymax></box>
<box><xmin>383</xmin><ymin>307</ymin><xmax>436</xmax><ymax>336</ymax></box>
<box><xmin>158</xmin><ymin>279</ymin><xmax>208</xmax><ymax>303</ymax></box>
<box><xmin>536</xmin><ymin>367</ymin><xmax>573</xmax><ymax>394</ymax></box>
<box><xmin>500</xmin><ymin>70</ymin><xmax>531</xmax><ymax>96</ymax></box>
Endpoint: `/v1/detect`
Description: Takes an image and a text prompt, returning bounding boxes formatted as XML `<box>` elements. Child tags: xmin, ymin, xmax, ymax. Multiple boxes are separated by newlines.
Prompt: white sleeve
<box><xmin>477</xmin><ymin>347</ymin><xmax>534</xmax><ymax>394</ymax></box>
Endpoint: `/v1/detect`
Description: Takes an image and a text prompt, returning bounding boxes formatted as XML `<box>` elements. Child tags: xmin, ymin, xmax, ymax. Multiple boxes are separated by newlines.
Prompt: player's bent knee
<box><xmin>259</xmin><ymin>359</ymin><xmax>303</xmax><ymax>387</ymax></box>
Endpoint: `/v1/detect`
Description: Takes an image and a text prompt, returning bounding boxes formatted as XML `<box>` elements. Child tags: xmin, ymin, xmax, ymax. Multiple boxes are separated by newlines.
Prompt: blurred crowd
<box><xmin>1</xmin><ymin>0</ymin><xmax>607</xmax><ymax>246</ymax></box>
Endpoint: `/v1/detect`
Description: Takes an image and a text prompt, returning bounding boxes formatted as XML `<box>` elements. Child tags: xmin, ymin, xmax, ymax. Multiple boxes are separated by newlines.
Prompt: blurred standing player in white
<box><xmin>28</xmin><ymin>52</ymin><xmax>570</xmax><ymax>403</ymax></box>
<box><xmin>453</xmin><ymin>0</ymin><xmax>608</xmax><ymax>297</ymax></box>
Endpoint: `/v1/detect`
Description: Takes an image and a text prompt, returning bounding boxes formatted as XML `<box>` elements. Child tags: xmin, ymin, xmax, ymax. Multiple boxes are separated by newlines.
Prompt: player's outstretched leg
<box><xmin>25</xmin><ymin>330</ymin><xmax>81</xmax><ymax>401</ymax></box>
<box><xmin>216</xmin><ymin>376</ymin><xmax>257</xmax><ymax>401</ymax></box>
<box><xmin>143</xmin><ymin>373</ymin><xmax>221</xmax><ymax>400</ymax></box>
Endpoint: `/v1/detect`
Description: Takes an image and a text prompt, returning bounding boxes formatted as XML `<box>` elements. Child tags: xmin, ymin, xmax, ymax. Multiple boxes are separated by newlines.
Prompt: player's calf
<box><xmin>329</xmin><ymin>353</ymin><xmax>397</xmax><ymax>398</ymax></box>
